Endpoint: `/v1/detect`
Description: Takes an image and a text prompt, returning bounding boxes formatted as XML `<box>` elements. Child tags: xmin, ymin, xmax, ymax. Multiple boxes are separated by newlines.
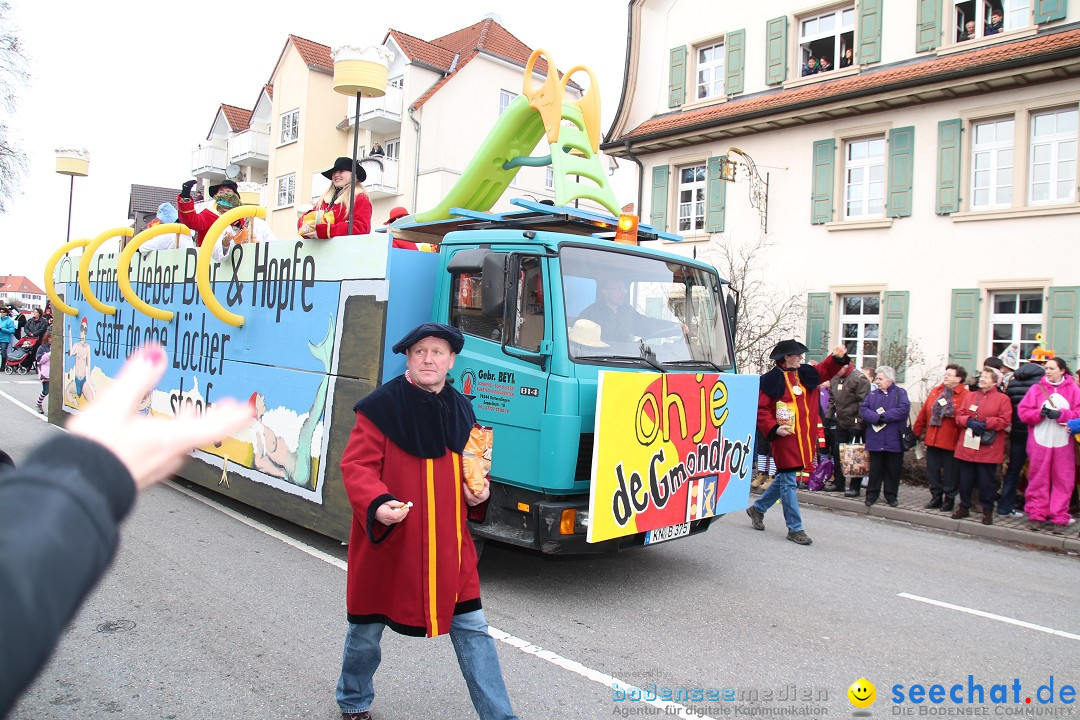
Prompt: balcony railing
<box><xmin>228</xmin><ymin>130</ymin><xmax>269</xmax><ymax>167</ymax></box>
<box><xmin>364</xmin><ymin>157</ymin><xmax>399</xmax><ymax>197</ymax></box>
<box><xmin>345</xmin><ymin>86</ymin><xmax>403</xmax><ymax>133</ymax></box>
<box><xmin>191</xmin><ymin>145</ymin><xmax>227</xmax><ymax>178</ymax></box>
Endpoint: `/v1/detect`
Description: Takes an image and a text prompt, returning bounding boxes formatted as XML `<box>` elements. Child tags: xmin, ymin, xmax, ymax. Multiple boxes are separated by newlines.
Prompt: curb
<box><xmin>796</xmin><ymin>490</ymin><xmax>1080</xmax><ymax>553</ymax></box>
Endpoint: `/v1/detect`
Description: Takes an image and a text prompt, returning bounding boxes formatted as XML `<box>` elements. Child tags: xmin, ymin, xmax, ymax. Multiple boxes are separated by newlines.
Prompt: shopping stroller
<box><xmin>5</xmin><ymin>335</ymin><xmax>40</xmax><ymax>374</ymax></box>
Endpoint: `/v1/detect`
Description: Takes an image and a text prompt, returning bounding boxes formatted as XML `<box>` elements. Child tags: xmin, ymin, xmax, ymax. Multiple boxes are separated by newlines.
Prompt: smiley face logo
<box><xmin>848</xmin><ymin>678</ymin><xmax>876</xmax><ymax>708</ymax></box>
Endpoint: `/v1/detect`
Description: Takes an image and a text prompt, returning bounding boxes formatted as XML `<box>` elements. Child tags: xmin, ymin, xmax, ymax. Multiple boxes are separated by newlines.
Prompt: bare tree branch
<box><xmin>0</xmin><ymin>1</ymin><xmax>27</xmax><ymax>213</ymax></box>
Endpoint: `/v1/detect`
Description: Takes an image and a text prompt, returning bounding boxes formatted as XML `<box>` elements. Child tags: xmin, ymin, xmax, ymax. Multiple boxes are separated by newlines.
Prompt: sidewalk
<box><xmin>755</xmin><ymin>482</ymin><xmax>1080</xmax><ymax>553</ymax></box>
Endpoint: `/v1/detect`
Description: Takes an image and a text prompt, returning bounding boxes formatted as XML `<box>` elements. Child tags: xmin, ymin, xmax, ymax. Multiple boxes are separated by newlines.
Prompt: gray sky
<box><xmin>2</xmin><ymin>0</ymin><xmax>632</xmax><ymax>285</ymax></box>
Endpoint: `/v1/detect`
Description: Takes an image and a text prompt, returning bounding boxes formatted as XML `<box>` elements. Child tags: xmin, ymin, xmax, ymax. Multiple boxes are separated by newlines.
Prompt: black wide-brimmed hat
<box><xmin>769</xmin><ymin>339</ymin><xmax>809</xmax><ymax>361</ymax></box>
<box><xmin>321</xmin><ymin>156</ymin><xmax>367</xmax><ymax>183</ymax></box>
<box><xmin>208</xmin><ymin>179</ymin><xmax>239</xmax><ymax>197</ymax></box>
<box><xmin>392</xmin><ymin>322</ymin><xmax>464</xmax><ymax>355</ymax></box>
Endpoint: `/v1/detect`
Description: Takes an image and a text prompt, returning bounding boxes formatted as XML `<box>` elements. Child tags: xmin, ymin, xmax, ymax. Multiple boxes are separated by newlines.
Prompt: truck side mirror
<box><xmin>481</xmin><ymin>252</ymin><xmax>507</xmax><ymax>318</ymax></box>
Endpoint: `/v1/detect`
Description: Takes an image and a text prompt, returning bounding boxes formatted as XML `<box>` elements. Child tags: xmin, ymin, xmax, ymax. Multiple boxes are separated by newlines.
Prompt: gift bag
<box><xmin>808</xmin><ymin>457</ymin><xmax>834</xmax><ymax>492</ymax></box>
<box><xmin>839</xmin><ymin>443</ymin><xmax>870</xmax><ymax>478</ymax></box>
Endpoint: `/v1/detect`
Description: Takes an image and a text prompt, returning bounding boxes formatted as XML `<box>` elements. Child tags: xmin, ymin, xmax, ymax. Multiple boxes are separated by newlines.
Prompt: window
<box><xmin>279</xmin><ymin>109</ymin><xmax>299</xmax><ymax>144</ymax></box>
<box><xmin>844</xmin><ymin>137</ymin><xmax>886</xmax><ymax>220</ymax></box>
<box><xmin>499</xmin><ymin>90</ymin><xmax>517</xmax><ymax>116</ymax></box>
<box><xmin>1029</xmin><ymin>107</ymin><xmax>1077</xmax><ymax>205</ymax></box>
<box><xmin>989</xmin><ymin>291</ymin><xmax>1042</xmax><ymax>359</ymax></box>
<box><xmin>971</xmin><ymin>117</ymin><xmax>1014</xmax><ymax>209</ymax></box>
<box><xmin>799</xmin><ymin>5</ymin><xmax>854</xmax><ymax>75</ymax></box>
<box><xmin>389</xmin><ymin>76</ymin><xmax>404</xmax><ymax>90</ymax></box>
<box><xmin>384</xmin><ymin>138</ymin><xmax>400</xmax><ymax>161</ymax></box>
<box><xmin>545</xmin><ymin>166</ymin><xmax>554</xmax><ymax>190</ymax></box>
<box><xmin>677</xmin><ymin>164</ymin><xmax>706</xmax><ymax>232</ymax></box>
<box><xmin>695</xmin><ymin>41</ymin><xmax>724</xmax><ymax>100</ymax></box>
<box><xmin>953</xmin><ymin>0</ymin><xmax>1030</xmax><ymax>42</ymax></box>
<box><xmin>276</xmin><ymin>174</ymin><xmax>295</xmax><ymax>207</ymax></box>
<box><xmin>839</xmin><ymin>294</ymin><xmax>880</xmax><ymax>370</ymax></box>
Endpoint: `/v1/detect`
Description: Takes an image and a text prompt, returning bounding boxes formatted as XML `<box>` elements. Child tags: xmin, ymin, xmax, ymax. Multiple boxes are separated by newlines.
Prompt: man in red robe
<box><xmin>747</xmin><ymin>339</ymin><xmax>850</xmax><ymax>545</ymax></box>
<box><xmin>337</xmin><ymin>322</ymin><xmax>519</xmax><ymax>720</ymax></box>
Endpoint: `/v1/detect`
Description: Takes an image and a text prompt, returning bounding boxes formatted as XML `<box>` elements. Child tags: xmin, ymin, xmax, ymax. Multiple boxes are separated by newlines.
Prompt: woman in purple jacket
<box><xmin>859</xmin><ymin>366</ymin><xmax>911</xmax><ymax>507</ymax></box>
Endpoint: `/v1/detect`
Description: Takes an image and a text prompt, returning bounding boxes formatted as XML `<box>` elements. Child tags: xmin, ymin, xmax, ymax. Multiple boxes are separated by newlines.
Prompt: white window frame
<box><xmin>279</xmin><ymin>108</ymin><xmax>299</xmax><ymax>145</ymax></box>
<box><xmin>798</xmin><ymin>4</ymin><xmax>855</xmax><ymax>75</ymax></box>
<box><xmin>1029</xmin><ymin>107</ymin><xmax>1078</xmax><ymax>206</ymax></box>
<box><xmin>389</xmin><ymin>76</ymin><xmax>404</xmax><ymax>89</ymax></box>
<box><xmin>988</xmin><ymin>290</ymin><xmax>1043</xmax><ymax>360</ymax></box>
<box><xmin>276</xmin><ymin>173</ymin><xmax>295</xmax><ymax>208</ymax></box>
<box><xmin>384</xmin><ymin>138</ymin><xmax>400</xmax><ymax>161</ymax></box>
<box><xmin>545</xmin><ymin>165</ymin><xmax>554</xmax><ymax>190</ymax></box>
<box><xmin>694</xmin><ymin>41</ymin><xmax>725</xmax><ymax>101</ymax></box>
<box><xmin>838</xmin><ymin>294</ymin><xmax>881</xmax><ymax>370</ymax></box>
<box><xmin>676</xmin><ymin>163</ymin><xmax>707</xmax><ymax>233</ymax></box>
<box><xmin>952</xmin><ymin>0</ymin><xmax>1030</xmax><ymax>42</ymax></box>
<box><xmin>970</xmin><ymin>117</ymin><xmax>1014</xmax><ymax>210</ymax></box>
<box><xmin>843</xmin><ymin>136</ymin><xmax>886</xmax><ymax>220</ymax></box>
<box><xmin>499</xmin><ymin>90</ymin><xmax>517</xmax><ymax>116</ymax></box>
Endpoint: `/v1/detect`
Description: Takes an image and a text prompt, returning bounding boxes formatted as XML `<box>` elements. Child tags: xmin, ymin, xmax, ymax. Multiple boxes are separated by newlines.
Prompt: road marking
<box><xmin>165</xmin><ymin>478</ymin><xmax>693</xmax><ymax>715</ymax></box>
<box><xmin>0</xmin><ymin>388</ymin><xmax>48</xmax><ymax>421</ymax></box>
<box><xmin>899</xmin><ymin>593</ymin><xmax>1080</xmax><ymax>641</ymax></box>
<box><xmin>0</xmin><ymin>380</ymin><xmax>40</xmax><ymax>384</ymax></box>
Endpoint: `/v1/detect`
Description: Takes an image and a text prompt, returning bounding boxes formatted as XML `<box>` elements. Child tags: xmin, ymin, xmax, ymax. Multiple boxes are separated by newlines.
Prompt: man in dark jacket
<box><xmin>1000</xmin><ymin>358</ymin><xmax>1046</xmax><ymax>516</ymax></box>
<box><xmin>827</xmin><ymin>363</ymin><xmax>871</xmax><ymax>495</ymax></box>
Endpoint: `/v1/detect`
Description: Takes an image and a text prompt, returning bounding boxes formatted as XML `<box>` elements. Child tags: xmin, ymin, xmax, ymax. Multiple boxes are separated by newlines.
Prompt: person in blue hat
<box><xmin>336</xmin><ymin>322</ymin><xmax>518</xmax><ymax>720</ymax></box>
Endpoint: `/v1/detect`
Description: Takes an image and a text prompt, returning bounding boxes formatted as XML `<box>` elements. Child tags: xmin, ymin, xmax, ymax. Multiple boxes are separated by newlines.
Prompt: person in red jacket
<box><xmin>913</xmin><ymin>363</ymin><xmax>969</xmax><ymax>511</ymax></box>
<box><xmin>953</xmin><ymin>367</ymin><xmax>1012</xmax><ymax>524</ymax></box>
<box><xmin>177</xmin><ymin>178</ymin><xmax>238</xmax><ymax>246</ymax></box>
<box><xmin>299</xmin><ymin>157</ymin><xmax>372</xmax><ymax>240</ymax></box>
<box><xmin>747</xmin><ymin>339</ymin><xmax>850</xmax><ymax>545</ymax></box>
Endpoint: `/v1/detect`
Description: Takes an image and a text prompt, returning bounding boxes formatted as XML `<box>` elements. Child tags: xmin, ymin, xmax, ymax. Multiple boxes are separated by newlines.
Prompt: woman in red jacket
<box><xmin>953</xmin><ymin>367</ymin><xmax>1012</xmax><ymax>524</ymax></box>
<box><xmin>299</xmin><ymin>157</ymin><xmax>372</xmax><ymax>239</ymax></box>
<box><xmin>913</xmin><ymin>363</ymin><xmax>968</xmax><ymax>511</ymax></box>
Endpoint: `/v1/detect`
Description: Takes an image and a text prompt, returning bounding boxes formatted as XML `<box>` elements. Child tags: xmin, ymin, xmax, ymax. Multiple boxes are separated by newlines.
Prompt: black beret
<box><xmin>769</xmin><ymin>339</ymin><xmax>810</xmax><ymax>361</ymax></box>
<box><xmin>392</xmin><ymin>322</ymin><xmax>464</xmax><ymax>355</ymax></box>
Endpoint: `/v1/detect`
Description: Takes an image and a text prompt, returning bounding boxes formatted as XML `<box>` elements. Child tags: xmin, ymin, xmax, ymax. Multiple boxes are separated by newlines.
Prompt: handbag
<box><xmin>807</xmin><ymin>457</ymin><xmax>834</xmax><ymax>492</ymax></box>
<box><xmin>902</xmin><ymin>422</ymin><xmax>919</xmax><ymax>452</ymax></box>
<box><xmin>839</xmin><ymin>442</ymin><xmax>870</xmax><ymax>478</ymax></box>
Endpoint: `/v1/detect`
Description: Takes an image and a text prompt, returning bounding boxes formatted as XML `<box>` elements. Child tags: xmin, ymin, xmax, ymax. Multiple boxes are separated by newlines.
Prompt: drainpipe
<box><xmin>408</xmin><ymin>105</ymin><xmax>421</xmax><ymax>211</ymax></box>
<box><xmin>623</xmin><ymin>139</ymin><xmax>644</xmax><ymax>218</ymax></box>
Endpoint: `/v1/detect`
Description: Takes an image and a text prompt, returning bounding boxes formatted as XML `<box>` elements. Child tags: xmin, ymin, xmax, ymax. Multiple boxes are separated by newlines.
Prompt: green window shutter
<box><xmin>650</xmin><ymin>165</ymin><xmax>670</xmax><ymax>232</ymax></box>
<box><xmin>1035</xmin><ymin>0</ymin><xmax>1068</xmax><ymax>22</ymax></box>
<box><xmin>765</xmin><ymin>16</ymin><xmax>788</xmax><ymax>86</ymax></box>
<box><xmin>916</xmin><ymin>0</ymin><xmax>942</xmax><ymax>51</ymax></box>
<box><xmin>705</xmin><ymin>156</ymin><xmax>728</xmax><ymax>233</ymax></box>
<box><xmin>811</xmin><ymin>139</ymin><xmax>836</xmax><ymax>225</ymax></box>
<box><xmin>886</xmin><ymin>126</ymin><xmax>915</xmax><ymax>218</ymax></box>
<box><xmin>668</xmin><ymin>46</ymin><xmax>687</xmax><ymax>108</ymax></box>
<box><xmin>858</xmin><ymin>0</ymin><xmax>883</xmax><ymax>64</ymax></box>
<box><xmin>882</xmin><ymin>291</ymin><xmax>910</xmax><ymax>383</ymax></box>
<box><xmin>949</xmin><ymin>289</ymin><xmax>980</xmax><ymax>369</ymax></box>
<box><xmin>1047</xmin><ymin>286</ymin><xmax>1080</xmax><ymax>368</ymax></box>
<box><xmin>724</xmin><ymin>30</ymin><xmax>746</xmax><ymax>95</ymax></box>
<box><xmin>806</xmin><ymin>292</ymin><xmax>831</xmax><ymax>363</ymax></box>
<box><xmin>935</xmin><ymin>119</ymin><xmax>962</xmax><ymax>215</ymax></box>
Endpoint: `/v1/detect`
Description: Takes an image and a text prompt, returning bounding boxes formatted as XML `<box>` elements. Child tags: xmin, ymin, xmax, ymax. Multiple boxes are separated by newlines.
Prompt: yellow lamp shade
<box><xmin>333</xmin><ymin>59</ymin><xmax>387</xmax><ymax>97</ymax></box>
<box><xmin>56</xmin><ymin>155</ymin><xmax>89</xmax><ymax>177</ymax></box>
<box><xmin>239</xmin><ymin>191</ymin><xmax>261</xmax><ymax>206</ymax></box>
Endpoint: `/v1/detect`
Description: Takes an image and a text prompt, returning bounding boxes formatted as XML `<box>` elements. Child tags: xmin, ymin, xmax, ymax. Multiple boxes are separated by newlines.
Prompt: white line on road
<box><xmin>0</xmin><ymin>388</ymin><xmax>48</xmax><ymax>421</ymax></box>
<box><xmin>0</xmin><ymin>380</ymin><xmax>40</xmax><ymax>384</ymax></box>
<box><xmin>164</xmin><ymin>479</ymin><xmax>694</xmax><ymax>715</ymax></box>
<box><xmin>899</xmin><ymin>592</ymin><xmax>1080</xmax><ymax>641</ymax></box>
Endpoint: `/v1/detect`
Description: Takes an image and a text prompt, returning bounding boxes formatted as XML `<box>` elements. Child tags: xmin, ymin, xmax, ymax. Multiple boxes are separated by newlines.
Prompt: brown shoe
<box><xmin>981</xmin><ymin>509</ymin><xmax>993</xmax><ymax>525</ymax></box>
<box><xmin>951</xmin><ymin>506</ymin><xmax>970</xmax><ymax>520</ymax></box>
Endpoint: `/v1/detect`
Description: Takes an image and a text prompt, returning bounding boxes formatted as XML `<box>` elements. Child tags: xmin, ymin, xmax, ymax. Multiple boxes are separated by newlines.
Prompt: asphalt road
<box><xmin>3</xmin><ymin>377</ymin><xmax>1079</xmax><ymax>720</ymax></box>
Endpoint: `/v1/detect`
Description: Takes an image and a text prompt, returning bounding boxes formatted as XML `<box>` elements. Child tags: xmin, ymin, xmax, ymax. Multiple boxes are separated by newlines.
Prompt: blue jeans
<box><xmin>337</xmin><ymin>609</ymin><xmax>519</xmax><ymax>720</ymax></box>
<box><xmin>752</xmin><ymin>470</ymin><xmax>803</xmax><ymax>532</ymax></box>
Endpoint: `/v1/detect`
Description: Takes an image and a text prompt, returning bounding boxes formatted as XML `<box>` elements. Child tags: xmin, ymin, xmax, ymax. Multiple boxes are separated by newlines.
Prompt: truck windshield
<box><xmin>560</xmin><ymin>245</ymin><xmax>733</xmax><ymax>370</ymax></box>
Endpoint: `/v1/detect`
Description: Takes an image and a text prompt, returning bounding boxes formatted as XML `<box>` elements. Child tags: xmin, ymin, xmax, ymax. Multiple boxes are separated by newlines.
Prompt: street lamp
<box><xmin>55</xmin><ymin>148</ymin><xmax>90</xmax><ymax>242</ymax></box>
<box><xmin>332</xmin><ymin>45</ymin><xmax>393</xmax><ymax>234</ymax></box>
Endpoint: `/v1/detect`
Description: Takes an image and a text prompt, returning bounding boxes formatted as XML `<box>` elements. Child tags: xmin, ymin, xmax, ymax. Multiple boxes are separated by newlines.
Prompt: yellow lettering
<box><xmin>636</xmin><ymin>392</ymin><xmax>659</xmax><ymax>445</ymax></box>
<box><xmin>694</xmin><ymin>377</ymin><xmax>707</xmax><ymax>444</ymax></box>
<box><xmin>661</xmin><ymin>375</ymin><xmax>687</xmax><ymax>442</ymax></box>
<box><xmin>710</xmin><ymin>380</ymin><xmax>729</xmax><ymax>428</ymax></box>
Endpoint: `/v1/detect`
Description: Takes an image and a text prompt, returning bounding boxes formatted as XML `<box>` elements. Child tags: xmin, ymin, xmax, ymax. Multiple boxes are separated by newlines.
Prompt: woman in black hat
<box><xmin>299</xmin><ymin>157</ymin><xmax>372</xmax><ymax>239</ymax></box>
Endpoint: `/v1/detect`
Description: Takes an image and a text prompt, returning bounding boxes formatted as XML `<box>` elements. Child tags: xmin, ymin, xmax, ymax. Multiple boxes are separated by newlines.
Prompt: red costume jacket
<box><xmin>340</xmin><ymin>411</ymin><xmax>482</xmax><ymax>637</ymax></box>
<box><xmin>757</xmin><ymin>355</ymin><xmax>847</xmax><ymax>472</ymax></box>
<box><xmin>298</xmin><ymin>193</ymin><xmax>372</xmax><ymax>239</ymax></box>
<box><xmin>176</xmin><ymin>196</ymin><xmax>219</xmax><ymax>246</ymax></box>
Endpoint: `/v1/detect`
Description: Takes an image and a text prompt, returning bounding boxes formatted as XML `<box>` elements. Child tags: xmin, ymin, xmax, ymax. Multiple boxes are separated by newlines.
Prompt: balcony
<box><xmin>228</xmin><ymin>130</ymin><xmax>269</xmax><ymax>168</ymax></box>
<box><xmin>364</xmin><ymin>157</ymin><xmax>399</xmax><ymax>198</ymax></box>
<box><xmin>345</xmin><ymin>86</ymin><xmax>403</xmax><ymax>135</ymax></box>
<box><xmin>191</xmin><ymin>144</ymin><xmax>227</xmax><ymax>179</ymax></box>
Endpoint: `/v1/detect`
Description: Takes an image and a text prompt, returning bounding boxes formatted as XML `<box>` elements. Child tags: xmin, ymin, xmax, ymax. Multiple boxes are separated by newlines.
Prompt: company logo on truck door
<box><xmin>587</xmin><ymin>372</ymin><xmax>759</xmax><ymax>544</ymax></box>
<box><xmin>459</xmin><ymin>368</ymin><xmax>515</xmax><ymax>415</ymax></box>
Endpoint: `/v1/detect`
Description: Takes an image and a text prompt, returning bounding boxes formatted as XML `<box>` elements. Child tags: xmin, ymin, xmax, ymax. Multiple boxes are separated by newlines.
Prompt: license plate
<box><xmin>644</xmin><ymin>522</ymin><xmax>691</xmax><ymax>545</ymax></box>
